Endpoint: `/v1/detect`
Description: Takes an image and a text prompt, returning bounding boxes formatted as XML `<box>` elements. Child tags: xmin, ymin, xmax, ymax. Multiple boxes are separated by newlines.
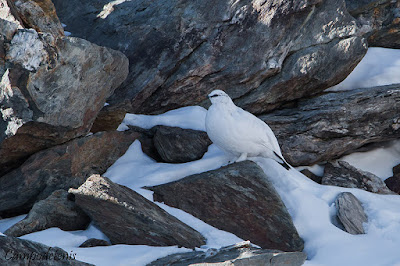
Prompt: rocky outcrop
<box><xmin>149</xmin><ymin>241</ymin><xmax>307</xmax><ymax>266</ymax></box>
<box><xmin>385</xmin><ymin>164</ymin><xmax>400</xmax><ymax>194</ymax></box>
<box><xmin>53</xmin><ymin>0</ymin><xmax>366</xmax><ymax>123</ymax></box>
<box><xmin>4</xmin><ymin>190</ymin><xmax>90</xmax><ymax>237</ymax></box>
<box><xmin>0</xmin><ymin>235</ymin><xmax>91</xmax><ymax>265</ymax></box>
<box><xmin>334</xmin><ymin>192</ymin><xmax>368</xmax><ymax>235</ymax></box>
<box><xmin>149</xmin><ymin>161</ymin><xmax>304</xmax><ymax>252</ymax></box>
<box><xmin>79</xmin><ymin>239</ymin><xmax>110</xmax><ymax>248</ymax></box>
<box><xmin>153</xmin><ymin>126</ymin><xmax>211</xmax><ymax>163</ymax></box>
<box><xmin>69</xmin><ymin>175</ymin><xmax>206</xmax><ymax>248</ymax></box>
<box><xmin>322</xmin><ymin>161</ymin><xmax>394</xmax><ymax>194</ymax></box>
<box><xmin>261</xmin><ymin>84</ymin><xmax>400</xmax><ymax>166</ymax></box>
<box><xmin>346</xmin><ymin>0</ymin><xmax>400</xmax><ymax>48</ymax></box>
<box><xmin>0</xmin><ymin>130</ymin><xmax>142</xmax><ymax>217</ymax></box>
<box><xmin>0</xmin><ymin>0</ymin><xmax>129</xmax><ymax>176</ymax></box>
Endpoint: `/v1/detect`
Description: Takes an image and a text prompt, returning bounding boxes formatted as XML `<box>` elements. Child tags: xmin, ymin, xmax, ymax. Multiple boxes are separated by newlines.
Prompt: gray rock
<box><xmin>0</xmin><ymin>235</ymin><xmax>91</xmax><ymax>265</ymax></box>
<box><xmin>345</xmin><ymin>0</ymin><xmax>400</xmax><ymax>48</ymax></box>
<box><xmin>0</xmin><ymin>130</ymin><xmax>142</xmax><ymax>217</ymax></box>
<box><xmin>69</xmin><ymin>175</ymin><xmax>206</xmax><ymax>248</ymax></box>
<box><xmin>335</xmin><ymin>192</ymin><xmax>368</xmax><ymax>235</ymax></box>
<box><xmin>153</xmin><ymin>126</ymin><xmax>211</xmax><ymax>163</ymax></box>
<box><xmin>0</xmin><ymin>0</ymin><xmax>129</xmax><ymax>176</ymax></box>
<box><xmin>149</xmin><ymin>241</ymin><xmax>307</xmax><ymax>266</ymax></box>
<box><xmin>385</xmin><ymin>164</ymin><xmax>400</xmax><ymax>194</ymax></box>
<box><xmin>149</xmin><ymin>161</ymin><xmax>304</xmax><ymax>252</ymax></box>
<box><xmin>53</xmin><ymin>0</ymin><xmax>365</xmax><ymax>121</ymax></box>
<box><xmin>79</xmin><ymin>238</ymin><xmax>110</xmax><ymax>248</ymax></box>
<box><xmin>260</xmin><ymin>84</ymin><xmax>400</xmax><ymax>166</ymax></box>
<box><xmin>322</xmin><ymin>161</ymin><xmax>394</xmax><ymax>194</ymax></box>
<box><xmin>4</xmin><ymin>190</ymin><xmax>90</xmax><ymax>237</ymax></box>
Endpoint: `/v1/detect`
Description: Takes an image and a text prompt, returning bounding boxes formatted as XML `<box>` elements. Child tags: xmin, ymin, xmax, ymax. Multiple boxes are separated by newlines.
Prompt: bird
<box><xmin>205</xmin><ymin>89</ymin><xmax>290</xmax><ymax>170</ymax></box>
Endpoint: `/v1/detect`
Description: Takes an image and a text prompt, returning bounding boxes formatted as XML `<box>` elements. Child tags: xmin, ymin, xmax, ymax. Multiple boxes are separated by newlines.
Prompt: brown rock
<box><xmin>149</xmin><ymin>161</ymin><xmax>304</xmax><ymax>252</ymax></box>
<box><xmin>300</xmin><ymin>169</ymin><xmax>322</xmax><ymax>184</ymax></box>
<box><xmin>69</xmin><ymin>175</ymin><xmax>206</xmax><ymax>248</ymax></box>
<box><xmin>79</xmin><ymin>238</ymin><xmax>110</xmax><ymax>248</ymax></box>
<box><xmin>384</xmin><ymin>164</ymin><xmax>400</xmax><ymax>194</ymax></box>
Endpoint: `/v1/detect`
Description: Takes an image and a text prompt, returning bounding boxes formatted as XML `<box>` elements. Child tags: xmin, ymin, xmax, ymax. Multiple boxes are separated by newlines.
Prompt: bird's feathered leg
<box><xmin>235</xmin><ymin>153</ymin><xmax>248</xmax><ymax>162</ymax></box>
<box><xmin>273</xmin><ymin>151</ymin><xmax>291</xmax><ymax>170</ymax></box>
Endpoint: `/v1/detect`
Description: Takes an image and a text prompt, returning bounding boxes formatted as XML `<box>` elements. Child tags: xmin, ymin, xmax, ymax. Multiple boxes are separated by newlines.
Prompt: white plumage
<box><xmin>205</xmin><ymin>90</ymin><xmax>290</xmax><ymax>169</ymax></box>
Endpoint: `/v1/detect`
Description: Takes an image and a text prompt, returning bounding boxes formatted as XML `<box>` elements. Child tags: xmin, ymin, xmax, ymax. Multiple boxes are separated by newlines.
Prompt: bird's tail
<box><xmin>273</xmin><ymin>151</ymin><xmax>291</xmax><ymax>170</ymax></box>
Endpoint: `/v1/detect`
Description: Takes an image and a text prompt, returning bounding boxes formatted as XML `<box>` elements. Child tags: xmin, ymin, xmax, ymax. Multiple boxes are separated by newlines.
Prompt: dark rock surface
<box><xmin>0</xmin><ymin>130</ymin><xmax>141</xmax><ymax>217</ymax></box>
<box><xmin>322</xmin><ymin>161</ymin><xmax>394</xmax><ymax>194</ymax></box>
<box><xmin>0</xmin><ymin>0</ymin><xmax>129</xmax><ymax>176</ymax></box>
<box><xmin>149</xmin><ymin>161</ymin><xmax>304</xmax><ymax>252</ymax></box>
<box><xmin>69</xmin><ymin>175</ymin><xmax>206</xmax><ymax>248</ymax></box>
<box><xmin>0</xmin><ymin>236</ymin><xmax>91</xmax><ymax>265</ymax></box>
<box><xmin>346</xmin><ymin>0</ymin><xmax>400</xmax><ymax>48</ymax></box>
<box><xmin>53</xmin><ymin>0</ymin><xmax>365</xmax><ymax>121</ymax></box>
<box><xmin>261</xmin><ymin>84</ymin><xmax>400</xmax><ymax>166</ymax></box>
<box><xmin>153</xmin><ymin>126</ymin><xmax>211</xmax><ymax>163</ymax></box>
<box><xmin>385</xmin><ymin>164</ymin><xmax>400</xmax><ymax>194</ymax></box>
<box><xmin>335</xmin><ymin>192</ymin><xmax>368</xmax><ymax>235</ymax></box>
<box><xmin>149</xmin><ymin>241</ymin><xmax>307</xmax><ymax>266</ymax></box>
<box><xmin>4</xmin><ymin>190</ymin><xmax>90</xmax><ymax>237</ymax></box>
<box><xmin>300</xmin><ymin>169</ymin><xmax>322</xmax><ymax>184</ymax></box>
<box><xmin>79</xmin><ymin>238</ymin><xmax>110</xmax><ymax>248</ymax></box>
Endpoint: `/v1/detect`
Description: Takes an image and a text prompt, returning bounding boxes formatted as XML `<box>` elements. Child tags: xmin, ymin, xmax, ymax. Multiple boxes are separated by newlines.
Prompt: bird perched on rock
<box><xmin>205</xmin><ymin>90</ymin><xmax>290</xmax><ymax>170</ymax></box>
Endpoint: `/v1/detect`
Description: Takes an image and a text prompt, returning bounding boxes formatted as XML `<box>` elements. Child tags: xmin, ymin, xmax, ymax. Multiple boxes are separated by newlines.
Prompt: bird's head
<box><xmin>208</xmin><ymin>90</ymin><xmax>233</xmax><ymax>105</ymax></box>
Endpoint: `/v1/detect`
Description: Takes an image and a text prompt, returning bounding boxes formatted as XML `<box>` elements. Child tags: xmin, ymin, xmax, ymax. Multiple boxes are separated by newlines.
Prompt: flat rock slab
<box><xmin>335</xmin><ymin>192</ymin><xmax>368</xmax><ymax>235</ymax></box>
<box><xmin>322</xmin><ymin>161</ymin><xmax>394</xmax><ymax>194</ymax></box>
<box><xmin>69</xmin><ymin>175</ymin><xmax>206</xmax><ymax>248</ymax></box>
<box><xmin>149</xmin><ymin>241</ymin><xmax>307</xmax><ymax>266</ymax></box>
<box><xmin>149</xmin><ymin>161</ymin><xmax>304</xmax><ymax>252</ymax></box>
<box><xmin>4</xmin><ymin>190</ymin><xmax>90</xmax><ymax>237</ymax></box>
<box><xmin>0</xmin><ymin>236</ymin><xmax>91</xmax><ymax>265</ymax></box>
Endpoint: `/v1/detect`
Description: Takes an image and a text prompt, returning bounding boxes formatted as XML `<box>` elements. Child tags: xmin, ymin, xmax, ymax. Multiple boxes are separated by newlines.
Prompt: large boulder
<box><xmin>4</xmin><ymin>190</ymin><xmax>90</xmax><ymax>237</ymax></box>
<box><xmin>261</xmin><ymin>84</ymin><xmax>400</xmax><ymax>166</ymax></box>
<box><xmin>334</xmin><ymin>192</ymin><xmax>368</xmax><ymax>235</ymax></box>
<box><xmin>0</xmin><ymin>130</ymin><xmax>142</xmax><ymax>217</ymax></box>
<box><xmin>345</xmin><ymin>0</ymin><xmax>400</xmax><ymax>48</ymax></box>
<box><xmin>149</xmin><ymin>161</ymin><xmax>304</xmax><ymax>252</ymax></box>
<box><xmin>0</xmin><ymin>235</ymin><xmax>91</xmax><ymax>265</ymax></box>
<box><xmin>322</xmin><ymin>161</ymin><xmax>394</xmax><ymax>194</ymax></box>
<box><xmin>0</xmin><ymin>0</ymin><xmax>129</xmax><ymax>176</ymax></box>
<box><xmin>69</xmin><ymin>175</ymin><xmax>206</xmax><ymax>248</ymax></box>
<box><xmin>53</xmin><ymin>0</ymin><xmax>365</xmax><ymax>126</ymax></box>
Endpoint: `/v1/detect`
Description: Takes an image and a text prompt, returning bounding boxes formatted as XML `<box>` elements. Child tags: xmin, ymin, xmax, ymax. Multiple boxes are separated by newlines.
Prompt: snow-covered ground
<box><xmin>1</xmin><ymin>48</ymin><xmax>400</xmax><ymax>266</ymax></box>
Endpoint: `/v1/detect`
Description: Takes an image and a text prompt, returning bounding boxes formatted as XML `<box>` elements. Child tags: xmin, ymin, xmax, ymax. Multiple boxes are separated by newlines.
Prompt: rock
<box><xmin>260</xmin><ymin>84</ymin><xmax>400</xmax><ymax>166</ymax></box>
<box><xmin>153</xmin><ymin>126</ymin><xmax>211</xmax><ymax>163</ymax></box>
<box><xmin>53</xmin><ymin>0</ymin><xmax>365</xmax><ymax>121</ymax></box>
<box><xmin>149</xmin><ymin>241</ymin><xmax>307</xmax><ymax>266</ymax></box>
<box><xmin>0</xmin><ymin>0</ymin><xmax>129</xmax><ymax>176</ymax></box>
<box><xmin>384</xmin><ymin>164</ymin><xmax>400</xmax><ymax>194</ymax></box>
<box><xmin>0</xmin><ymin>130</ymin><xmax>142</xmax><ymax>217</ymax></box>
<box><xmin>0</xmin><ymin>235</ymin><xmax>91</xmax><ymax>265</ymax></box>
<box><xmin>69</xmin><ymin>175</ymin><xmax>206</xmax><ymax>248</ymax></box>
<box><xmin>346</xmin><ymin>0</ymin><xmax>400</xmax><ymax>48</ymax></box>
<box><xmin>149</xmin><ymin>161</ymin><xmax>304</xmax><ymax>252</ymax></box>
<box><xmin>335</xmin><ymin>192</ymin><xmax>368</xmax><ymax>235</ymax></box>
<box><xmin>79</xmin><ymin>238</ymin><xmax>110</xmax><ymax>248</ymax></box>
<box><xmin>322</xmin><ymin>161</ymin><xmax>394</xmax><ymax>194</ymax></box>
<box><xmin>4</xmin><ymin>190</ymin><xmax>90</xmax><ymax>237</ymax></box>
<box><xmin>300</xmin><ymin>169</ymin><xmax>322</xmax><ymax>184</ymax></box>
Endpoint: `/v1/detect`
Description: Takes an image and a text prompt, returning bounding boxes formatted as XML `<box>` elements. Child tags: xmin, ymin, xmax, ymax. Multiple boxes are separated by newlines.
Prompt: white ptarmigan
<box><xmin>205</xmin><ymin>90</ymin><xmax>290</xmax><ymax>170</ymax></box>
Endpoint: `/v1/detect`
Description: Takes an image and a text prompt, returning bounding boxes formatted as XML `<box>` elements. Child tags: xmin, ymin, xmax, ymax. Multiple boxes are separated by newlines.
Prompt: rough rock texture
<box><xmin>153</xmin><ymin>126</ymin><xmax>211</xmax><ymax>163</ymax></box>
<box><xmin>346</xmin><ymin>0</ymin><xmax>400</xmax><ymax>48</ymax></box>
<box><xmin>79</xmin><ymin>239</ymin><xmax>110</xmax><ymax>248</ymax></box>
<box><xmin>0</xmin><ymin>0</ymin><xmax>129</xmax><ymax>176</ymax></box>
<box><xmin>149</xmin><ymin>161</ymin><xmax>304</xmax><ymax>252</ymax></box>
<box><xmin>322</xmin><ymin>161</ymin><xmax>394</xmax><ymax>194</ymax></box>
<box><xmin>53</xmin><ymin>0</ymin><xmax>366</xmax><ymax>122</ymax></box>
<box><xmin>261</xmin><ymin>84</ymin><xmax>400</xmax><ymax>166</ymax></box>
<box><xmin>385</xmin><ymin>164</ymin><xmax>400</xmax><ymax>194</ymax></box>
<box><xmin>149</xmin><ymin>241</ymin><xmax>307</xmax><ymax>266</ymax></box>
<box><xmin>4</xmin><ymin>190</ymin><xmax>90</xmax><ymax>237</ymax></box>
<box><xmin>300</xmin><ymin>169</ymin><xmax>322</xmax><ymax>184</ymax></box>
<box><xmin>0</xmin><ymin>130</ymin><xmax>141</xmax><ymax>217</ymax></box>
<box><xmin>0</xmin><ymin>236</ymin><xmax>91</xmax><ymax>265</ymax></box>
<box><xmin>69</xmin><ymin>175</ymin><xmax>206</xmax><ymax>248</ymax></box>
<box><xmin>335</xmin><ymin>192</ymin><xmax>368</xmax><ymax>235</ymax></box>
